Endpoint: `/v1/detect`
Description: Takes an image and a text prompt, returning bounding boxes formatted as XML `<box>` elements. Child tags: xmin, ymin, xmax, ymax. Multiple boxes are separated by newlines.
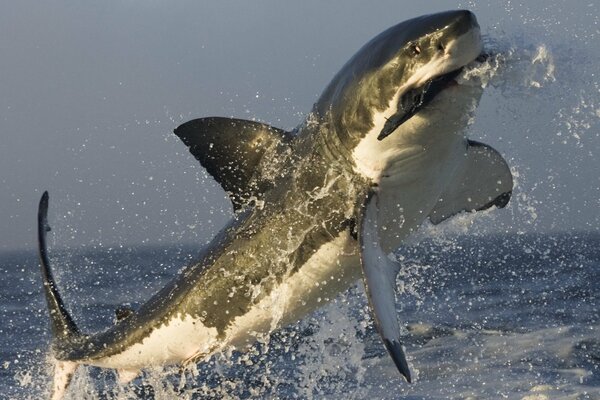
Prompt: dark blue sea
<box><xmin>1</xmin><ymin>233</ymin><xmax>599</xmax><ymax>399</ymax></box>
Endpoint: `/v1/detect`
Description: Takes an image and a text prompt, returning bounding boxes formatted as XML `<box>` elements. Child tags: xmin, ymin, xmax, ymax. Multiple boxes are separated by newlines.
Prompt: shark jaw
<box><xmin>377</xmin><ymin>15</ymin><xmax>483</xmax><ymax>139</ymax></box>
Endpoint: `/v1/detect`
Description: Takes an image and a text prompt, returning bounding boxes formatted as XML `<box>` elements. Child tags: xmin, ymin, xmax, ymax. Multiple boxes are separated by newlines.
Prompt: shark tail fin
<box><xmin>38</xmin><ymin>191</ymin><xmax>80</xmax><ymax>340</ymax></box>
<box><xmin>38</xmin><ymin>192</ymin><xmax>82</xmax><ymax>399</ymax></box>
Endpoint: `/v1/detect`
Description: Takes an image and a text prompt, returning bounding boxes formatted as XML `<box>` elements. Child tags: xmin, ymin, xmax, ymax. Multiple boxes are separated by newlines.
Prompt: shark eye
<box><xmin>437</xmin><ymin>43</ymin><xmax>445</xmax><ymax>52</ymax></box>
<box><xmin>409</xmin><ymin>43</ymin><xmax>421</xmax><ymax>56</ymax></box>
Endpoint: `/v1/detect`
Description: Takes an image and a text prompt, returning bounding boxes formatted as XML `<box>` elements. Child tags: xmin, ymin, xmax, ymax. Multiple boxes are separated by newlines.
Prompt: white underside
<box><xmin>89</xmin><ymin>315</ymin><xmax>219</xmax><ymax>370</ymax></box>
<box><xmin>85</xmin><ymin>230</ymin><xmax>360</xmax><ymax>372</ymax></box>
<box><xmin>225</xmin><ymin>230</ymin><xmax>360</xmax><ymax>349</ymax></box>
<box><xmin>353</xmin><ymin>82</ymin><xmax>481</xmax><ymax>253</ymax></box>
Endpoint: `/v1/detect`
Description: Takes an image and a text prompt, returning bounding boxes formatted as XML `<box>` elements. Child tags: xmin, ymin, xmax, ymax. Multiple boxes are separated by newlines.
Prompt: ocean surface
<box><xmin>1</xmin><ymin>232</ymin><xmax>598</xmax><ymax>399</ymax></box>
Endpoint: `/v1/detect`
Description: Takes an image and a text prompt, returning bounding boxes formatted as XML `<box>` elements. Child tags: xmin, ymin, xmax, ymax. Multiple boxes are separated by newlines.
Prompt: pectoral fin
<box><xmin>429</xmin><ymin>140</ymin><xmax>513</xmax><ymax>224</ymax></box>
<box><xmin>359</xmin><ymin>191</ymin><xmax>411</xmax><ymax>383</ymax></box>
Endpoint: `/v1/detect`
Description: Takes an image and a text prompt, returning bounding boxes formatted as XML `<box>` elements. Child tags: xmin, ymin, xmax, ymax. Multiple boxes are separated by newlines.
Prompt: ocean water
<box><xmin>1</xmin><ymin>232</ymin><xmax>598</xmax><ymax>399</ymax></box>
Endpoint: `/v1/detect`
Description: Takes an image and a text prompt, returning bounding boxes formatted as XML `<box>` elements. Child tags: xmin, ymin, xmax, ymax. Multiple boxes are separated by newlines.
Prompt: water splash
<box><xmin>459</xmin><ymin>37</ymin><xmax>556</xmax><ymax>94</ymax></box>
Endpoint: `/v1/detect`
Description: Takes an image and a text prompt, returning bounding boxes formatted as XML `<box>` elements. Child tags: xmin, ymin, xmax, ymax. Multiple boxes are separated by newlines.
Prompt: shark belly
<box><xmin>87</xmin><ymin>316</ymin><xmax>219</xmax><ymax>370</ymax></box>
<box><xmin>88</xmin><ymin>230</ymin><xmax>360</xmax><ymax>370</ymax></box>
<box><xmin>353</xmin><ymin>84</ymin><xmax>481</xmax><ymax>253</ymax></box>
<box><xmin>225</xmin><ymin>229</ymin><xmax>360</xmax><ymax>348</ymax></box>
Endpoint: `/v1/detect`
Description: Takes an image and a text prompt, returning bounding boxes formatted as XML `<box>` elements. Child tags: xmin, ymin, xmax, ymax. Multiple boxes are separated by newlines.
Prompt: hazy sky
<box><xmin>1</xmin><ymin>1</ymin><xmax>598</xmax><ymax>251</ymax></box>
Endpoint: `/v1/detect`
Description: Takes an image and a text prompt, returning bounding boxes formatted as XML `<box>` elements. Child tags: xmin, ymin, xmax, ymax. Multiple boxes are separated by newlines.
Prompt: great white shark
<box><xmin>37</xmin><ymin>10</ymin><xmax>512</xmax><ymax>399</ymax></box>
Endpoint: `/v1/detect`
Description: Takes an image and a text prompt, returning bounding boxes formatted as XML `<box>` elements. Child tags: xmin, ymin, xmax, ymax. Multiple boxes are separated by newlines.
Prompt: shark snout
<box><xmin>446</xmin><ymin>10</ymin><xmax>480</xmax><ymax>34</ymax></box>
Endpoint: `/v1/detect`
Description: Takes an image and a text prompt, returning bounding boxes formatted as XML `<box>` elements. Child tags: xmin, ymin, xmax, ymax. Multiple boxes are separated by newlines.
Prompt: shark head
<box><xmin>313</xmin><ymin>10</ymin><xmax>484</xmax><ymax>172</ymax></box>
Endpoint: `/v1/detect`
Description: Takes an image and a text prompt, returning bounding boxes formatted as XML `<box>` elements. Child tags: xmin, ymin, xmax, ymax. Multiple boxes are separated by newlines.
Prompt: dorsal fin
<box><xmin>174</xmin><ymin>117</ymin><xmax>293</xmax><ymax>210</ymax></box>
<box><xmin>429</xmin><ymin>140</ymin><xmax>513</xmax><ymax>224</ymax></box>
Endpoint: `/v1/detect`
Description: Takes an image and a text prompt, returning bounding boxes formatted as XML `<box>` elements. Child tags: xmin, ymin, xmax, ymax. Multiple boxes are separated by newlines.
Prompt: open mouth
<box><xmin>377</xmin><ymin>68</ymin><xmax>464</xmax><ymax>140</ymax></box>
<box><xmin>377</xmin><ymin>51</ymin><xmax>488</xmax><ymax>141</ymax></box>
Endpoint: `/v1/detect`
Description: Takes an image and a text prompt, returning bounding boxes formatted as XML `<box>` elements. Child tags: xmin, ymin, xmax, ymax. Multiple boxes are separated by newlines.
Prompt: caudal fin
<box><xmin>38</xmin><ymin>191</ymin><xmax>80</xmax><ymax>339</ymax></box>
<box><xmin>38</xmin><ymin>192</ymin><xmax>82</xmax><ymax>399</ymax></box>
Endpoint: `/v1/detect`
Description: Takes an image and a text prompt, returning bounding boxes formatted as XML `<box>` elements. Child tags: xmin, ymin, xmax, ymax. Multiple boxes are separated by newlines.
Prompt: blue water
<box><xmin>1</xmin><ymin>233</ymin><xmax>598</xmax><ymax>399</ymax></box>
